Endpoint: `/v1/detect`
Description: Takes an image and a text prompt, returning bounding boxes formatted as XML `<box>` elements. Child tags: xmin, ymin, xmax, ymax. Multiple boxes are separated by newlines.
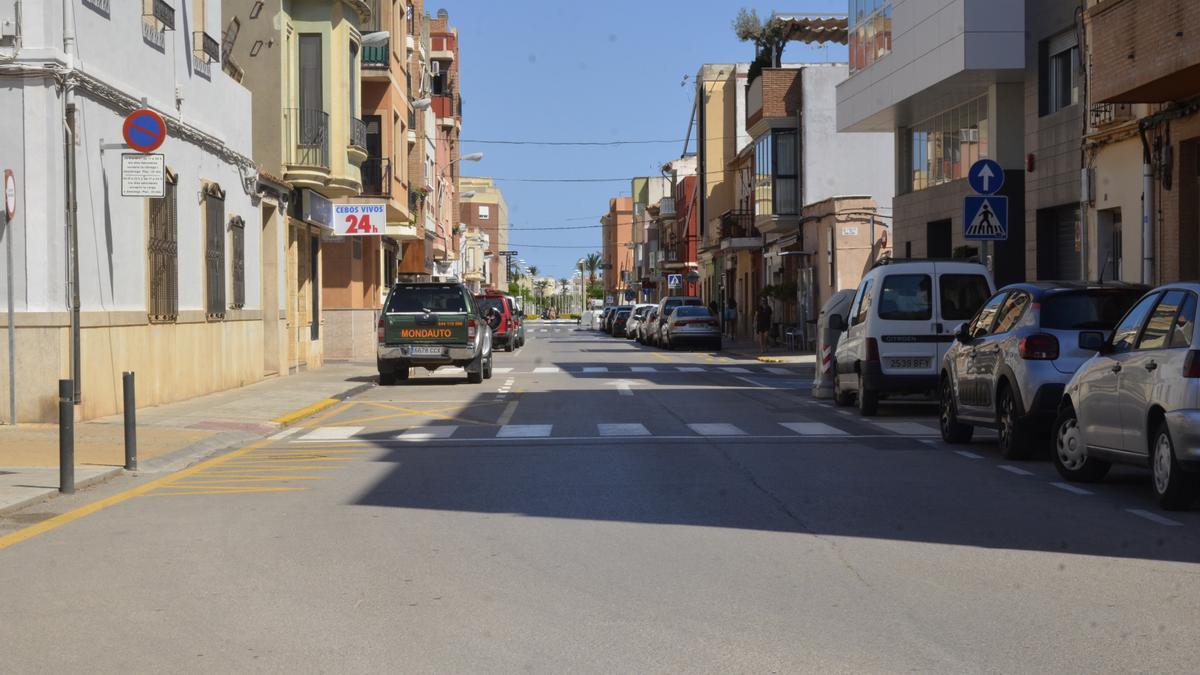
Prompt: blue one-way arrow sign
<box><xmin>967</xmin><ymin>158</ymin><xmax>1004</xmax><ymax>195</ymax></box>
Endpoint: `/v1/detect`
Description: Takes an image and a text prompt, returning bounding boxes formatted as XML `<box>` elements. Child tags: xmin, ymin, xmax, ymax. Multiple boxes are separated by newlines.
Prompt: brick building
<box><xmin>601</xmin><ymin>197</ymin><xmax>634</xmax><ymax>301</ymax></box>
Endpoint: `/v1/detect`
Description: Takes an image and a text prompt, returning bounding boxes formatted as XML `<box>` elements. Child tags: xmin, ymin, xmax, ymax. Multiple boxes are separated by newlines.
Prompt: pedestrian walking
<box><xmin>724</xmin><ymin>299</ymin><xmax>737</xmax><ymax>338</ymax></box>
<box><xmin>754</xmin><ymin>298</ymin><xmax>773</xmax><ymax>353</ymax></box>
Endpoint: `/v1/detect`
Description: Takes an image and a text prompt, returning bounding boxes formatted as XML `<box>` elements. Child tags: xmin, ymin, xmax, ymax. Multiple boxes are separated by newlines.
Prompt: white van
<box><xmin>832</xmin><ymin>259</ymin><xmax>994</xmax><ymax>415</ymax></box>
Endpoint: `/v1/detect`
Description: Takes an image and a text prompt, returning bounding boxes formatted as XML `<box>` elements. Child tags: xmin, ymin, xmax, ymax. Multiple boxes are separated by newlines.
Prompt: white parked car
<box><xmin>1054</xmin><ymin>284</ymin><xmax>1200</xmax><ymax>509</ymax></box>
<box><xmin>833</xmin><ymin>258</ymin><xmax>994</xmax><ymax>416</ymax></box>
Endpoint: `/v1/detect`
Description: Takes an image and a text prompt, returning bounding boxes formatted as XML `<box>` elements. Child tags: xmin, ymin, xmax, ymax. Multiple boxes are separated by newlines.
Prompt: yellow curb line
<box><xmin>757</xmin><ymin>356</ymin><xmax>785</xmax><ymax>363</ymax></box>
<box><xmin>272</xmin><ymin>398</ymin><xmax>340</xmax><ymax>427</ymax></box>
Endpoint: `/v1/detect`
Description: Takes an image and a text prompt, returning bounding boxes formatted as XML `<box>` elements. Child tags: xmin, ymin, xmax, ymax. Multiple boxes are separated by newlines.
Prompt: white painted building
<box><xmin>0</xmin><ymin>0</ymin><xmax>280</xmax><ymax>423</ymax></box>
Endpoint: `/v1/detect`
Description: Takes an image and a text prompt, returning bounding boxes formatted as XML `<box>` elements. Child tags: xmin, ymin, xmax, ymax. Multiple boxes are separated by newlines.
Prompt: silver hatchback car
<box><xmin>940</xmin><ymin>282</ymin><xmax>1147</xmax><ymax>459</ymax></box>
<box><xmin>661</xmin><ymin>306</ymin><xmax>722</xmax><ymax>351</ymax></box>
<box><xmin>1055</xmin><ymin>284</ymin><xmax>1200</xmax><ymax>509</ymax></box>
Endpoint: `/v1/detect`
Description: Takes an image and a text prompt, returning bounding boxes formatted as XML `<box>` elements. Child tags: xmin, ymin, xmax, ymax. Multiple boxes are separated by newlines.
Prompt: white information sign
<box><xmin>332</xmin><ymin>202</ymin><xmax>386</xmax><ymax>236</ymax></box>
<box><xmin>121</xmin><ymin>153</ymin><xmax>165</xmax><ymax>198</ymax></box>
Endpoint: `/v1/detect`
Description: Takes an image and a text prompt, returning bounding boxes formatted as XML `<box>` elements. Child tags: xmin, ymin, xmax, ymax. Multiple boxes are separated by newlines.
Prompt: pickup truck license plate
<box><xmin>889</xmin><ymin>357</ymin><xmax>930</xmax><ymax>369</ymax></box>
<box><xmin>410</xmin><ymin>346</ymin><xmax>443</xmax><ymax>356</ymax></box>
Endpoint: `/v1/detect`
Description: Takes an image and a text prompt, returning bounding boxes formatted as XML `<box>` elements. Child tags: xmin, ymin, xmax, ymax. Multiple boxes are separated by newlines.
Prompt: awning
<box><xmin>772</xmin><ymin>14</ymin><xmax>849</xmax><ymax>46</ymax></box>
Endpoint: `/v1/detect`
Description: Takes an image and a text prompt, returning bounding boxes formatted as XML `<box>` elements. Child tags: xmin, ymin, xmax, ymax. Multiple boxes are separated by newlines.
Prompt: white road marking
<box><xmin>1126</xmin><ymin>509</ymin><xmax>1183</xmax><ymax>526</ymax></box>
<box><xmin>765</xmin><ymin>367</ymin><xmax>790</xmax><ymax>375</ymax></box>
<box><xmin>397</xmin><ymin>426</ymin><xmax>458</xmax><ymax>440</ymax></box>
<box><xmin>720</xmin><ymin>366</ymin><xmax>751</xmax><ymax>374</ymax></box>
<box><xmin>998</xmin><ymin>464</ymin><xmax>1034</xmax><ymax>476</ymax></box>
<box><xmin>1051</xmin><ymin>482</ymin><xmax>1093</xmax><ymax>496</ymax></box>
<box><xmin>582</xmin><ymin>366</ymin><xmax>609</xmax><ymax>373</ymax></box>
<box><xmin>269</xmin><ymin>427</ymin><xmax>302</xmax><ymax>441</ymax></box>
<box><xmin>598</xmin><ymin>423</ymin><xmax>650</xmax><ymax>436</ymax></box>
<box><xmin>688</xmin><ymin>423</ymin><xmax>747</xmax><ymax>436</ymax></box>
<box><xmin>954</xmin><ymin>450</ymin><xmax>983</xmax><ymax>459</ymax></box>
<box><xmin>631</xmin><ymin>366</ymin><xmax>657</xmax><ymax>372</ymax></box>
<box><xmin>533</xmin><ymin>367</ymin><xmax>561</xmax><ymax>374</ymax></box>
<box><xmin>497</xmin><ymin>401</ymin><xmax>519</xmax><ymax>426</ymax></box>
<box><xmin>677</xmin><ymin>366</ymin><xmax>705</xmax><ymax>372</ymax></box>
<box><xmin>779</xmin><ymin>422</ymin><xmax>847</xmax><ymax>436</ymax></box>
<box><xmin>492</xmin><ymin>367</ymin><xmax>514</xmax><ymax>374</ymax></box>
<box><xmin>871</xmin><ymin>421</ymin><xmax>940</xmax><ymax>436</ymax></box>
<box><xmin>300</xmin><ymin>426</ymin><xmax>364</xmax><ymax>441</ymax></box>
<box><xmin>498</xmin><ymin>424</ymin><xmax>553</xmax><ymax>438</ymax></box>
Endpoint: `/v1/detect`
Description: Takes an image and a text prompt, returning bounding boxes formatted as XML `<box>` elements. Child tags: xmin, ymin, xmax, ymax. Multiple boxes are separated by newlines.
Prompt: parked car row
<box><xmin>832</xmin><ymin>257</ymin><xmax>1200</xmax><ymax>509</ymax></box>
<box><xmin>375</xmin><ymin>282</ymin><xmax>525</xmax><ymax>386</ymax></box>
<box><xmin>596</xmin><ymin>296</ymin><xmax>720</xmax><ymax>350</ymax></box>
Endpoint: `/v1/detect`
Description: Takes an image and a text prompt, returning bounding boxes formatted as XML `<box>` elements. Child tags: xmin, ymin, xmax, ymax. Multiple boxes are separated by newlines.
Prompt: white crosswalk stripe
<box><xmin>765</xmin><ymin>367</ymin><xmax>790</xmax><ymax>375</ymax></box>
<box><xmin>598</xmin><ymin>423</ymin><xmax>650</xmax><ymax>436</ymax></box>
<box><xmin>300</xmin><ymin>426</ymin><xmax>364</xmax><ymax>441</ymax></box>
<box><xmin>870</xmin><ymin>421</ymin><xmax>939</xmax><ymax>436</ymax></box>
<box><xmin>498</xmin><ymin>424</ymin><xmax>553</xmax><ymax>438</ymax></box>
<box><xmin>397</xmin><ymin>426</ymin><xmax>459</xmax><ymax>440</ymax></box>
<box><xmin>677</xmin><ymin>366</ymin><xmax>705</xmax><ymax>372</ymax></box>
<box><xmin>582</xmin><ymin>366</ymin><xmax>609</xmax><ymax>373</ymax></box>
<box><xmin>688</xmin><ymin>423</ymin><xmax>746</xmax><ymax>436</ymax></box>
<box><xmin>492</xmin><ymin>367</ymin><xmax>514</xmax><ymax>374</ymax></box>
<box><xmin>720</xmin><ymin>366</ymin><xmax>750</xmax><ymax>373</ymax></box>
<box><xmin>533</xmin><ymin>367</ymin><xmax>561</xmax><ymax>374</ymax></box>
<box><xmin>779</xmin><ymin>422</ymin><xmax>846</xmax><ymax>436</ymax></box>
<box><xmin>630</xmin><ymin>366</ymin><xmax>657</xmax><ymax>372</ymax></box>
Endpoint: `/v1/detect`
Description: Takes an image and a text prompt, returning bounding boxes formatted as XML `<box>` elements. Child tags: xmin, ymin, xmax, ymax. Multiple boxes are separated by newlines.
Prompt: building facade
<box><xmin>0</xmin><ymin>0</ymin><xmax>277</xmax><ymax>423</ymax></box>
<box><xmin>459</xmin><ymin>176</ymin><xmax>509</xmax><ymax>290</ymax></box>
<box><xmin>601</xmin><ymin>197</ymin><xmax>635</xmax><ymax>301</ymax></box>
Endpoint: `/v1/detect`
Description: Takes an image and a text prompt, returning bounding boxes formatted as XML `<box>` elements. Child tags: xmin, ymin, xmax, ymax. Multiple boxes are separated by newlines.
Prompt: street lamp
<box><xmin>412</xmin><ymin>98</ymin><xmax>432</xmax><ymax>110</ymax></box>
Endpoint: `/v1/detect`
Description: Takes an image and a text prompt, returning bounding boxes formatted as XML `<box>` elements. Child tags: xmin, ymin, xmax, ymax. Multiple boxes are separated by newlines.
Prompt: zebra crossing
<box><xmin>493</xmin><ymin>364</ymin><xmax>809</xmax><ymax>376</ymax></box>
<box><xmin>294</xmin><ymin>418</ymin><xmax>939</xmax><ymax>443</ymax></box>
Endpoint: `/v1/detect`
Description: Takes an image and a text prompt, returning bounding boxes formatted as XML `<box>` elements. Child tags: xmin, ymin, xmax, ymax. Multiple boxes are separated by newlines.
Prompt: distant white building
<box><xmin>0</xmin><ymin>1</ymin><xmax>280</xmax><ymax>422</ymax></box>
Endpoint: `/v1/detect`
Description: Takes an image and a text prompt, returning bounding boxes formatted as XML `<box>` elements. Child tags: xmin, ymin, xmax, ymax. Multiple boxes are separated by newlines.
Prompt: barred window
<box><xmin>230</xmin><ymin>216</ymin><xmax>245</xmax><ymax>309</ymax></box>
<box><xmin>204</xmin><ymin>184</ymin><xmax>226</xmax><ymax>318</ymax></box>
<box><xmin>148</xmin><ymin>169</ymin><xmax>179</xmax><ymax>321</ymax></box>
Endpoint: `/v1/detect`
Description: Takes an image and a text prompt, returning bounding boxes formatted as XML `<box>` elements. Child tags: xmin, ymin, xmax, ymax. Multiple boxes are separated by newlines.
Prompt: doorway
<box><xmin>927</xmin><ymin>219</ymin><xmax>952</xmax><ymax>258</ymax></box>
<box><xmin>1036</xmin><ymin>205</ymin><xmax>1081</xmax><ymax>280</ymax></box>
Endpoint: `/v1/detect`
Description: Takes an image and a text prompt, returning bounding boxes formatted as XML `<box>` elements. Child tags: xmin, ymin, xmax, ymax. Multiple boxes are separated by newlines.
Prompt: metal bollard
<box><xmin>59</xmin><ymin>379</ymin><xmax>74</xmax><ymax>494</ymax></box>
<box><xmin>122</xmin><ymin>371</ymin><xmax>137</xmax><ymax>471</ymax></box>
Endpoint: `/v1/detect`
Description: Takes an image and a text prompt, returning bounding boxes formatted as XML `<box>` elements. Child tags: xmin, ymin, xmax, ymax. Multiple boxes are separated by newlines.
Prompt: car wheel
<box><xmin>996</xmin><ymin>386</ymin><xmax>1032</xmax><ymax>459</ymax></box>
<box><xmin>396</xmin><ymin>363</ymin><xmax>410</xmax><ymax>381</ymax></box>
<box><xmin>939</xmin><ymin>377</ymin><xmax>974</xmax><ymax>443</ymax></box>
<box><xmin>378</xmin><ymin>370</ymin><xmax>397</xmax><ymax>386</ymax></box>
<box><xmin>1052</xmin><ymin>405</ymin><xmax>1110</xmax><ymax>482</ymax></box>
<box><xmin>833</xmin><ymin>369</ymin><xmax>854</xmax><ymax>407</ymax></box>
<box><xmin>857</xmin><ymin>372</ymin><xmax>878</xmax><ymax>417</ymax></box>
<box><xmin>504</xmin><ymin>339</ymin><xmax>514</xmax><ymax>353</ymax></box>
<box><xmin>713</xmin><ymin>340</ymin><xmax>722</xmax><ymax>351</ymax></box>
<box><xmin>483</xmin><ymin>354</ymin><xmax>494</xmax><ymax>380</ymax></box>
<box><xmin>1151</xmin><ymin>421</ymin><xmax>1199</xmax><ymax>510</ymax></box>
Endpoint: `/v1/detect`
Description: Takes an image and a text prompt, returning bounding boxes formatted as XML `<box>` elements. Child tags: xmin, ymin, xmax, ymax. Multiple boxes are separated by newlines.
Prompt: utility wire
<box><xmin>460</xmin><ymin>138</ymin><xmax>685</xmax><ymax>146</ymax></box>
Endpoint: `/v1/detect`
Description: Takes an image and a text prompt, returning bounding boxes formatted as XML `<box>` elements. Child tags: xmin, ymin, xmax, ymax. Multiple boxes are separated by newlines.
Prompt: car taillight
<box><xmin>674</xmin><ymin>321</ymin><xmax>687</xmax><ymax>327</ymax></box>
<box><xmin>1019</xmin><ymin>333</ymin><xmax>1059</xmax><ymax>360</ymax></box>
<box><xmin>377</xmin><ymin>317</ymin><xmax>385</xmax><ymax>343</ymax></box>
<box><xmin>865</xmin><ymin>338</ymin><xmax>880</xmax><ymax>363</ymax></box>
<box><xmin>467</xmin><ymin>318</ymin><xmax>477</xmax><ymax>342</ymax></box>
<box><xmin>1184</xmin><ymin>350</ymin><xmax>1200</xmax><ymax>378</ymax></box>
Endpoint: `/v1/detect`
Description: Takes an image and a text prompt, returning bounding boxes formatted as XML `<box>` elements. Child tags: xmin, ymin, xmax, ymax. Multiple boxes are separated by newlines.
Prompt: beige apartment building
<box><xmin>460</xmin><ymin>177</ymin><xmax>509</xmax><ymax>290</ymax></box>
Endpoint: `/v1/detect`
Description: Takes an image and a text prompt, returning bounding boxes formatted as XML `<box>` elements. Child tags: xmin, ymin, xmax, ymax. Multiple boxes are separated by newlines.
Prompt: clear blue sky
<box><xmin>443</xmin><ymin>1</ymin><xmax>849</xmax><ymax>280</ymax></box>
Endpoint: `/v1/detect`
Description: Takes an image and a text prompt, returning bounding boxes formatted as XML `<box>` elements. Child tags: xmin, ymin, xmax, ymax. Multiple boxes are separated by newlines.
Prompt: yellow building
<box><xmin>459</xmin><ymin>177</ymin><xmax>510</xmax><ymax>289</ymax></box>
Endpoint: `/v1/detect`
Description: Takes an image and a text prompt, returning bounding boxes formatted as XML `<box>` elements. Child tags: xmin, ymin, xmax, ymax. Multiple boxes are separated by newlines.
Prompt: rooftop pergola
<box><xmin>771</xmin><ymin>13</ymin><xmax>849</xmax><ymax>46</ymax></box>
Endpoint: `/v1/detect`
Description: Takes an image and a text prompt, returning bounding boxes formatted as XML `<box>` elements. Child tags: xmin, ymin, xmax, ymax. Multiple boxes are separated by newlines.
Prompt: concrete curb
<box><xmin>0</xmin><ymin>467</ymin><xmax>123</xmax><ymax>518</ymax></box>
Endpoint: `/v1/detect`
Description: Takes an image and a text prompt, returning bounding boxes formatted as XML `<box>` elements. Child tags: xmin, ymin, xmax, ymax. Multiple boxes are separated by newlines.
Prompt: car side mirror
<box><xmin>828</xmin><ymin>314</ymin><xmax>846</xmax><ymax>331</ymax></box>
<box><xmin>1078</xmin><ymin>331</ymin><xmax>1105</xmax><ymax>352</ymax></box>
<box><xmin>954</xmin><ymin>322</ymin><xmax>971</xmax><ymax>344</ymax></box>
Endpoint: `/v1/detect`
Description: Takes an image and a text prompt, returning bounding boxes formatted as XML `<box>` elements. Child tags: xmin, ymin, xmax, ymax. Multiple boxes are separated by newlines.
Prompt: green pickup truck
<box><xmin>376</xmin><ymin>282</ymin><xmax>494</xmax><ymax>385</ymax></box>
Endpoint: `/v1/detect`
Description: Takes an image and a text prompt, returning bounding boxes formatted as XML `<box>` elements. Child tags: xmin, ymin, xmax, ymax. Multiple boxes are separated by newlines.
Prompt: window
<box><xmin>298</xmin><ymin>34</ymin><xmax>322</xmax><ymax>114</ymax></box>
<box><xmin>878</xmin><ymin>274</ymin><xmax>932</xmax><ymax>321</ymax></box>
<box><xmin>385</xmin><ymin>285</ymin><xmax>468</xmax><ymax>313</ymax></box>
<box><xmin>1040</xmin><ymin>289</ymin><xmax>1146</xmax><ymax>330</ymax></box>
<box><xmin>902</xmin><ymin>96</ymin><xmax>987</xmax><ymax>193</ymax></box>
<box><xmin>754</xmin><ymin>130</ymin><xmax>798</xmax><ymax>217</ymax></box>
<box><xmin>203</xmin><ymin>184</ymin><xmax>226</xmax><ymax>318</ymax></box>
<box><xmin>1170</xmin><ymin>293</ymin><xmax>1197</xmax><ymax>349</ymax></box>
<box><xmin>849</xmin><ymin>1</ymin><xmax>892</xmax><ymax>73</ymax></box>
<box><xmin>148</xmin><ymin>169</ymin><xmax>178</xmax><ymax>321</ymax></box>
<box><xmin>969</xmin><ymin>292</ymin><xmax>1008</xmax><ymax>339</ymax></box>
<box><xmin>1041</xmin><ymin>31</ymin><xmax>1079</xmax><ymax>115</ymax></box>
<box><xmin>853</xmin><ymin>280</ymin><xmax>873</xmax><ymax>325</ymax></box>
<box><xmin>1110</xmin><ymin>293</ymin><xmax>1160</xmax><ymax>354</ymax></box>
<box><xmin>939</xmin><ymin>274</ymin><xmax>992</xmax><ymax>321</ymax></box>
<box><xmin>993</xmin><ymin>291</ymin><xmax>1029</xmax><ymax>335</ymax></box>
<box><xmin>478</xmin><ymin>205</ymin><xmax>490</xmax><ymax>220</ymax></box>
<box><xmin>348</xmin><ymin>41</ymin><xmax>358</xmax><ymax>123</ymax></box>
<box><xmin>1137</xmin><ymin>291</ymin><xmax>1187</xmax><ymax>350</ymax></box>
<box><xmin>230</xmin><ymin>216</ymin><xmax>245</xmax><ymax>309</ymax></box>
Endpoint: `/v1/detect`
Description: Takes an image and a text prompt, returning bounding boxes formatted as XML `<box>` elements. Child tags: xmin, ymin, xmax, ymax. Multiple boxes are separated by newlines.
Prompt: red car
<box><xmin>475</xmin><ymin>292</ymin><xmax>521</xmax><ymax>352</ymax></box>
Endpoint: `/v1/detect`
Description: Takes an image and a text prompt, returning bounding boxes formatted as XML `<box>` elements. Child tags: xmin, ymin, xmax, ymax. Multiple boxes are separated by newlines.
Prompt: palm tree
<box><xmin>583</xmin><ymin>253</ymin><xmax>601</xmax><ymax>288</ymax></box>
<box><xmin>534</xmin><ymin>279</ymin><xmax>550</xmax><ymax>311</ymax></box>
<box><xmin>527</xmin><ymin>265</ymin><xmax>539</xmax><ymax>278</ymax></box>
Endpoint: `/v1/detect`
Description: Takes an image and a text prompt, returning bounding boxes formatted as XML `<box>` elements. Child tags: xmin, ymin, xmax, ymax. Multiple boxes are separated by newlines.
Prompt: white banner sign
<box><xmin>121</xmin><ymin>153</ymin><xmax>165</xmax><ymax>198</ymax></box>
<box><xmin>333</xmin><ymin>202</ymin><xmax>386</xmax><ymax>236</ymax></box>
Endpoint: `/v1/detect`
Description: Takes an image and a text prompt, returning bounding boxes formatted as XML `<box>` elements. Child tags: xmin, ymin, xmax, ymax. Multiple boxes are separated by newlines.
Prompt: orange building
<box><xmin>601</xmin><ymin>197</ymin><xmax>634</xmax><ymax>302</ymax></box>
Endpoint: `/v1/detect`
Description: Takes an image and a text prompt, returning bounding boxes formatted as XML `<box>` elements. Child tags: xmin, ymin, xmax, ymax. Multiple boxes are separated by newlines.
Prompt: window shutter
<box><xmin>231</xmin><ymin>216</ymin><xmax>245</xmax><ymax>309</ymax></box>
<box><xmin>205</xmin><ymin>189</ymin><xmax>226</xmax><ymax>317</ymax></box>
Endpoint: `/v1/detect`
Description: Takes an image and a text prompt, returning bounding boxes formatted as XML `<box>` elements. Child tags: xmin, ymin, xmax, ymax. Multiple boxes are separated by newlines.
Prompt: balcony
<box><xmin>719</xmin><ymin>210</ymin><xmax>763</xmax><ymax>253</ymax></box>
<box><xmin>194</xmin><ymin>31</ymin><xmax>220</xmax><ymax>63</ymax></box>
<box><xmin>143</xmin><ymin>0</ymin><xmax>174</xmax><ymax>30</ymax></box>
<box><xmin>1089</xmin><ymin>0</ymin><xmax>1200</xmax><ymax>103</ymax></box>
<box><xmin>360</xmin><ymin>157</ymin><xmax>391</xmax><ymax>197</ymax></box>
<box><xmin>746</xmin><ymin>69</ymin><xmax>801</xmax><ymax>132</ymax></box>
<box><xmin>361</xmin><ymin>37</ymin><xmax>389</xmax><ymax>72</ymax></box>
<box><xmin>349</xmin><ymin>117</ymin><xmax>368</xmax><ymax>151</ymax></box>
<box><xmin>657</xmin><ymin>197</ymin><xmax>676</xmax><ymax>220</ymax></box>
<box><xmin>1089</xmin><ymin>103</ymin><xmax>1135</xmax><ymax>131</ymax></box>
<box><xmin>283</xmin><ymin>108</ymin><xmax>330</xmax><ymax>188</ymax></box>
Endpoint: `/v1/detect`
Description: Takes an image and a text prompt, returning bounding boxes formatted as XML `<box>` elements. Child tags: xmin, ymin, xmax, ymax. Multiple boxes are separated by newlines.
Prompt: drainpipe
<box><xmin>1139</xmin><ymin>127</ymin><xmax>1154</xmax><ymax>284</ymax></box>
<box><xmin>63</xmin><ymin>0</ymin><xmax>81</xmax><ymax>403</ymax></box>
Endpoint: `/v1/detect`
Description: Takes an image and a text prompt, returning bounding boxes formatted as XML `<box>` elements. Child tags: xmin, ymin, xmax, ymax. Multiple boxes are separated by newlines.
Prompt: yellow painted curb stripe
<box><xmin>756</xmin><ymin>356</ymin><xmax>785</xmax><ymax>363</ymax></box>
<box><xmin>0</xmin><ymin>435</ymin><xmax>274</xmax><ymax>551</ymax></box>
<box><xmin>271</xmin><ymin>398</ymin><xmax>340</xmax><ymax>426</ymax></box>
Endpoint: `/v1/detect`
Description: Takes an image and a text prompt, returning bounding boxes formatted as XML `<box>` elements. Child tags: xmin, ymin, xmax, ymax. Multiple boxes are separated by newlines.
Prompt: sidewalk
<box><xmin>0</xmin><ymin>362</ymin><xmax>377</xmax><ymax>516</ymax></box>
<box><xmin>720</xmin><ymin>336</ymin><xmax>816</xmax><ymax>369</ymax></box>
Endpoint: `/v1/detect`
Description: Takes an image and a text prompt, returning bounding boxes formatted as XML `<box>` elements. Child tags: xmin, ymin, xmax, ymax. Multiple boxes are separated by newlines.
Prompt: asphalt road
<box><xmin>2</xmin><ymin>320</ymin><xmax>1199</xmax><ymax>672</ymax></box>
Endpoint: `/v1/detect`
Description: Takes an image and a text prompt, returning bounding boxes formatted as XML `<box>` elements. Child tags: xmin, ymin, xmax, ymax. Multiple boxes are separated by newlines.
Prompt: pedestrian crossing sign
<box><xmin>963</xmin><ymin>195</ymin><xmax>1008</xmax><ymax>241</ymax></box>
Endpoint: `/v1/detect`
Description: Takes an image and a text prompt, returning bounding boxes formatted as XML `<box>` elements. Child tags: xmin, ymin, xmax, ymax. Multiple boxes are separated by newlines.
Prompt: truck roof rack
<box><xmin>869</xmin><ymin>256</ymin><xmax>982</xmax><ymax>270</ymax></box>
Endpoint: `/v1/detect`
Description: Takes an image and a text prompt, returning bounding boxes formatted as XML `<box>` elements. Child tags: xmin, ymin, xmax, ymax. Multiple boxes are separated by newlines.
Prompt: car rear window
<box><xmin>939</xmin><ymin>274</ymin><xmax>992</xmax><ymax>321</ymax></box>
<box><xmin>477</xmin><ymin>297</ymin><xmax>506</xmax><ymax>315</ymax></box>
<box><xmin>616</xmin><ymin>310</ymin><xmax>631</xmax><ymax>318</ymax></box>
<box><xmin>1040</xmin><ymin>289</ymin><xmax>1146</xmax><ymax>330</ymax></box>
<box><xmin>386</xmin><ymin>286</ymin><xmax>467</xmax><ymax>313</ymax></box>
<box><xmin>878</xmin><ymin>274</ymin><xmax>932</xmax><ymax>321</ymax></box>
<box><xmin>673</xmin><ymin>306</ymin><xmax>712</xmax><ymax>317</ymax></box>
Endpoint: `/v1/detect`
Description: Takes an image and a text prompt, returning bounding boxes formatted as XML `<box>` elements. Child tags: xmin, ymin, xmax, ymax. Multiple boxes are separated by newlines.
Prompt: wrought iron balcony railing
<box><xmin>360</xmin><ymin>157</ymin><xmax>392</xmax><ymax>197</ymax></box>
<box><xmin>350</xmin><ymin>117</ymin><xmax>368</xmax><ymax>150</ymax></box>
<box><xmin>284</xmin><ymin>108</ymin><xmax>330</xmax><ymax>169</ymax></box>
